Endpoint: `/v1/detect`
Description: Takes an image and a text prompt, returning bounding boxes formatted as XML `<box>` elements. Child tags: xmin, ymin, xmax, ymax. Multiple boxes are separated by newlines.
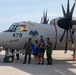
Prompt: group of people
<box><xmin>23</xmin><ymin>36</ymin><xmax>52</xmax><ymax>65</ymax></box>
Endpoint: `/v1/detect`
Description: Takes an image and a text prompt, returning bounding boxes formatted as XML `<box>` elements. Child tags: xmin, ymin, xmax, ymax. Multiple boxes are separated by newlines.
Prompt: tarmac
<box><xmin>0</xmin><ymin>50</ymin><xmax>76</xmax><ymax>75</ymax></box>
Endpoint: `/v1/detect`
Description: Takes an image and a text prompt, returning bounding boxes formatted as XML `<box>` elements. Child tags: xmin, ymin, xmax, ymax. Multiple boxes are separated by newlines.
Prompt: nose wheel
<box><xmin>3</xmin><ymin>48</ymin><xmax>14</xmax><ymax>63</ymax></box>
<box><xmin>3</xmin><ymin>56</ymin><xmax>13</xmax><ymax>63</ymax></box>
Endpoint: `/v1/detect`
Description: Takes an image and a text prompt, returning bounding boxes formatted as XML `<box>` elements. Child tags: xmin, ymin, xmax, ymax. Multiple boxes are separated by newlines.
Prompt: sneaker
<box><xmin>23</xmin><ymin>62</ymin><xmax>26</xmax><ymax>64</ymax></box>
<box><xmin>37</xmin><ymin>63</ymin><xmax>40</xmax><ymax>65</ymax></box>
<box><xmin>46</xmin><ymin>63</ymin><xmax>52</xmax><ymax>65</ymax></box>
<box><xmin>41</xmin><ymin>63</ymin><xmax>44</xmax><ymax>65</ymax></box>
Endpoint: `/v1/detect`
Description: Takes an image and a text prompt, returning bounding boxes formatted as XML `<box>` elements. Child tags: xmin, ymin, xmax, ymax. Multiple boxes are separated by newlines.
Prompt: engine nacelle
<box><xmin>50</xmin><ymin>17</ymin><xmax>76</xmax><ymax>30</ymax></box>
<box><xmin>71</xmin><ymin>17</ymin><xmax>76</xmax><ymax>30</ymax></box>
<box><xmin>72</xmin><ymin>25</ymin><xmax>76</xmax><ymax>30</ymax></box>
<box><xmin>50</xmin><ymin>17</ymin><xmax>61</xmax><ymax>25</ymax></box>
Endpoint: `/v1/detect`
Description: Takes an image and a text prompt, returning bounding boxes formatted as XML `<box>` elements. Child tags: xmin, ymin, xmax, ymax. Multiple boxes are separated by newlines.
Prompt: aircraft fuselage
<box><xmin>0</xmin><ymin>21</ymin><xmax>76</xmax><ymax>50</ymax></box>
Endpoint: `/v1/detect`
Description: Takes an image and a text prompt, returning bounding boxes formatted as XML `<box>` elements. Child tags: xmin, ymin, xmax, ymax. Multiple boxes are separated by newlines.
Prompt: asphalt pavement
<box><xmin>0</xmin><ymin>50</ymin><xmax>76</xmax><ymax>75</ymax></box>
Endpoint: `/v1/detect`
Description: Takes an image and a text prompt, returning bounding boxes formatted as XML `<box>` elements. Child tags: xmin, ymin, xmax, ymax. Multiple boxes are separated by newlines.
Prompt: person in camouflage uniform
<box><xmin>23</xmin><ymin>38</ymin><xmax>32</xmax><ymax>64</ymax></box>
<box><xmin>46</xmin><ymin>37</ymin><xmax>52</xmax><ymax>65</ymax></box>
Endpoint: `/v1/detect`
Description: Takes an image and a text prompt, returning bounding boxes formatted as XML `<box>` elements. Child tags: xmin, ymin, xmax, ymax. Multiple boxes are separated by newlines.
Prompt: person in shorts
<box><xmin>37</xmin><ymin>40</ymin><xmax>45</xmax><ymax>65</ymax></box>
<box><xmin>32</xmin><ymin>40</ymin><xmax>38</xmax><ymax>64</ymax></box>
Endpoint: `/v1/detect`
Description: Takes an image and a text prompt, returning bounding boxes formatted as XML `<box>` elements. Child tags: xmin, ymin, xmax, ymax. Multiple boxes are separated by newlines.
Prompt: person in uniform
<box><xmin>46</xmin><ymin>37</ymin><xmax>52</xmax><ymax>65</ymax></box>
<box><xmin>23</xmin><ymin>38</ymin><xmax>32</xmax><ymax>64</ymax></box>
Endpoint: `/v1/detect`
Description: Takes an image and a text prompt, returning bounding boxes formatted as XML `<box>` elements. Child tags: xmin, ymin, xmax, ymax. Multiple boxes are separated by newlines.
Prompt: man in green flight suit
<box><xmin>46</xmin><ymin>37</ymin><xmax>52</xmax><ymax>65</ymax></box>
<box><xmin>23</xmin><ymin>38</ymin><xmax>32</xmax><ymax>64</ymax></box>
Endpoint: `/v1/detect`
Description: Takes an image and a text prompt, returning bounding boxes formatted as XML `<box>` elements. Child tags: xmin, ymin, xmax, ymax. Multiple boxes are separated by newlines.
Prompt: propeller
<box><xmin>57</xmin><ymin>0</ymin><xmax>76</xmax><ymax>53</ymax></box>
<box><xmin>41</xmin><ymin>10</ymin><xmax>49</xmax><ymax>24</ymax></box>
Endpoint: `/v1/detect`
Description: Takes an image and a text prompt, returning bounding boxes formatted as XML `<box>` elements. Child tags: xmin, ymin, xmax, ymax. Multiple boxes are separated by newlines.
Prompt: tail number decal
<box><xmin>12</xmin><ymin>33</ymin><xmax>22</xmax><ymax>38</ymax></box>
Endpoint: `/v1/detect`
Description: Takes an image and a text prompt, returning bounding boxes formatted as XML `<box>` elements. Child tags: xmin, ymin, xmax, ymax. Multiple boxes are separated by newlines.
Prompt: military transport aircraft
<box><xmin>0</xmin><ymin>0</ymin><xmax>76</xmax><ymax>53</ymax></box>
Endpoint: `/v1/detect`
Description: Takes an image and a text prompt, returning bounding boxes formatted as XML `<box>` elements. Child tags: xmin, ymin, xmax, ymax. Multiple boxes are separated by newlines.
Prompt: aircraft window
<box><xmin>18</xmin><ymin>25</ymin><xmax>28</xmax><ymax>32</ymax></box>
<box><xmin>8</xmin><ymin>25</ymin><xmax>19</xmax><ymax>31</ymax></box>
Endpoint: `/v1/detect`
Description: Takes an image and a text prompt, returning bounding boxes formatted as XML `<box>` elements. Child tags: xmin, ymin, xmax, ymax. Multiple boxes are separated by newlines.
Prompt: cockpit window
<box><xmin>17</xmin><ymin>25</ymin><xmax>28</xmax><ymax>32</ymax></box>
<box><xmin>8</xmin><ymin>25</ymin><xmax>19</xmax><ymax>31</ymax></box>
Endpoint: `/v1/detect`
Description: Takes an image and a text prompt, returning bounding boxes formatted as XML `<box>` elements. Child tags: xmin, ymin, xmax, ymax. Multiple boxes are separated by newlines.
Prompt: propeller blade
<box><xmin>67</xmin><ymin>0</ymin><xmax>70</xmax><ymax>16</ymax></box>
<box><xmin>61</xmin><ymin>4</ymin><xmax>67</xmax><ymax>17</ymax></box>
<box><xmin>60</xmin><ymin>29</ymin><xmax>66</xmax><ymax>42</ymax></box>
<box><xmin>69</xmin><ymin>28</ymin><xmax>74</xmax><ymax>46</ymax></box>
<box><xmin>46</xmin><ymin>10</ymin><xmax>47</xmax><ymax>19</ymax></box>
<box><xmin>69</xmin><ymin>2</ymin><xmax>75</xmax><ymax>19</ymax></box>
<box><xmin>43</xmin><ymin>10</ymin><xmax>46</xmax><ymax>24</ymax></box>
<box><xmin>46</xmin><ymin>10</ymin><xmax>49</xmax><ymax>24</ymax></box>
<box><xmin>41</xmin><ymin>10</ymin><xmax>46</xmax><ymax>24</ymax></box>
<box><xmin>41</xmin><ymin>10</ymin><xmax>48</xmax><ymax>24</ymax></box>
<box><xmin>65</xmin><ymin>30</ymin><xmax>68</xmax><ymax>53</ymax></box>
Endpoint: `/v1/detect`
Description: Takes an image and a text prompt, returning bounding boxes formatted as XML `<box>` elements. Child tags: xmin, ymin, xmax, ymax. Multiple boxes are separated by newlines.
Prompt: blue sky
<box><xmin>0</xmin><ymin>0</ymin><xmax>76</xmax><ymax>32</ymax></box>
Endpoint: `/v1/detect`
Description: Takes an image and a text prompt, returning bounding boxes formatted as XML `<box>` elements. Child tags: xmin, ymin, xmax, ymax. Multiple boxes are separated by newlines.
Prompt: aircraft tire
<box><xmin>8</xmin><ymin>56</ymin><xmax>13</xmax><ymax>62</ymax></box>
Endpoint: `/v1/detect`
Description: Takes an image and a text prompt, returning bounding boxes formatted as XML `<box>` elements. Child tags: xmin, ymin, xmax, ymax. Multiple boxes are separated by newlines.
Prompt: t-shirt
<box><xmin>25</xmin><ymin>41</ymin><xmax>32</xmax><ymax>52</ymax></box>
<box><xmin>46</xmin><ymin>41</ymin><xmax>52</xmax><ymax>49</ymax></box>
<box><xmin>40</xmin><ymin>38</ymin><xmax>45</xmax><ymax>44</ymax></box>
<box><xmin>38</xmin><ymin>44</ymin><xmax>45</xmax><ymax>53</ymax></box>
<box><xmin>32</xmin><ymin>44</ymin><xmax>38</xmax><ymax>55</ymax></box>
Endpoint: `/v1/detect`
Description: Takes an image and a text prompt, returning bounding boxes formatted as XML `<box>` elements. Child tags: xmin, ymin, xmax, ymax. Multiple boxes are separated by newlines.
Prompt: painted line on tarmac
<box><xmin>54</xmin><ymin>69</ymin><xmax>66</xmax><ymax>75</ymax></box>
